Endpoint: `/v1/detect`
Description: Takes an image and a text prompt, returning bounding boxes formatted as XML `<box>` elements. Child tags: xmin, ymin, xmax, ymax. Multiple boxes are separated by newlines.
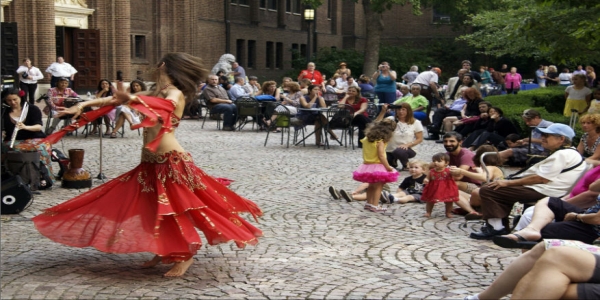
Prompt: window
<box><xmin>231</xmin><ymin>0</ymin><xmax>249</xmax><ymax>5</ymax></box>
<box><xmin>132</xmin><ymin>35</ymin><xmax>146</xmax><ymax>59</ymax></box>
<box><xmin>327</xmin><ymin>0</ymin><xmax>332</xmax><ymax>19</ymax></box>
<box><xmin>260</xmin><ymin>0</ymin><xmax>276</xmax><ymax>10</ymax></box>
<box><xmin>248</xmin><ymin>40</ymin><xmax>256</xmax><ymax>68</ymax></box>
<box><xmin>276</xmin><ymin>42</ymin><xmax>283</xmax><ymax>69</ymax></box>
<box><xmin>236</xmin><ymin>39</ymin><xmax>245</xmax><ymax>67</ymax></box>
<box><xmin>432</xmin><ymin>7</ymin><xmax>451</xmax><ymax>24</ymax></box>
<box><xmin>286</xmin><ymin>0</ymin><xmax>301</xmax><ymax>13</ymax></box>
<box><xmin>300</xmin><ymin>44</ymin><xmax>306</xmax><ymax>60</ymax></box>
<box><xmin>266</xmin><ymin>41</ymin><xmax>274</xmax><ymax>69</ymax></box>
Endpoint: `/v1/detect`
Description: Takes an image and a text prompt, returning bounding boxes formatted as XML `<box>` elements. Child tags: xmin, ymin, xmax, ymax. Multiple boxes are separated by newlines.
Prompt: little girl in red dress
<box><xmin>421</xmin><ymin>152</ymin><xmax>459</xmax><ymax>218</ymax></box>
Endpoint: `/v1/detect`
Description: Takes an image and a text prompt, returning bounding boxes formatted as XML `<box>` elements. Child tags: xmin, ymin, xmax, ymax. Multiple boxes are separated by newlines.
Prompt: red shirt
<box><xmin>343</xmin><ymin>97</ymin><xmax>369</xmax><ymax>117</ymax></box>
<box><xmin>298</xmin><ymin>69</ymin><xmax>323</xmax><ymax>85</ymax></box>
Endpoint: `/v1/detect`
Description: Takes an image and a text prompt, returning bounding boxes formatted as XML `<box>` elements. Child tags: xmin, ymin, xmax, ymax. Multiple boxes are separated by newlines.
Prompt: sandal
<box><xmin>110</xmin><ymin>132</ymin><xmax>118</xmax><ymax>139</ymax></box>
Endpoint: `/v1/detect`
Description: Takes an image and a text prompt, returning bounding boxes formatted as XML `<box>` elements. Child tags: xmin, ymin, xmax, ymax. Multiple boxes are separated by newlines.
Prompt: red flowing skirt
<box><xmin>32</xmin><ymin>150</ymin><xmax>263</xmax><ymax>263</ymax></box>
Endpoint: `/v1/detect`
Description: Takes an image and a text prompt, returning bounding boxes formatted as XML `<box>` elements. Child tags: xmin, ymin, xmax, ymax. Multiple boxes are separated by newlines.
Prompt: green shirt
<box><xmin>394</xmin><ymin>94</ymin><xmax>428</xmax><ymax>110</ymax></box>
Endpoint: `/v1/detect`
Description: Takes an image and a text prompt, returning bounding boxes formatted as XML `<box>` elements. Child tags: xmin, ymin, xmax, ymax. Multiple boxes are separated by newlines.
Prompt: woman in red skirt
<box><xmin>32</xmin><ymin>53</ymin><xmax>263</xmax><ymax>277</ymax></box>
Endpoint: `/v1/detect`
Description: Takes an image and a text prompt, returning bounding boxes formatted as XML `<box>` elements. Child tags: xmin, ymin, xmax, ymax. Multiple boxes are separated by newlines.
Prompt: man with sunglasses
<box><xmin>470</xmin><ymin>123</ymin><xmax>586</xmax><ymax>239</ymax></box>
<box><xmin>498</xmin><ymin>109</ymin><xmax>553</xmax><ymax>166</ymax></box>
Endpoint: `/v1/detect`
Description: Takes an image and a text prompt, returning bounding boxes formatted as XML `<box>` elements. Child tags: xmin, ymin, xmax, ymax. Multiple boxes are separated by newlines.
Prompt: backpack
<box><xmin>5</xmin><ymin>151</ymin><xmax>41</xmax><ymax>190</ymax></box>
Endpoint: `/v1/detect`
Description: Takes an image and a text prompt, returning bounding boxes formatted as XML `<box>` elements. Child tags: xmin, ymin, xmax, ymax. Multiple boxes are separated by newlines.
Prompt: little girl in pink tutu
<box><xmin>352</xmin><ymin>118</ymin><xmax>399</xmax><ymax>213</ymax></box>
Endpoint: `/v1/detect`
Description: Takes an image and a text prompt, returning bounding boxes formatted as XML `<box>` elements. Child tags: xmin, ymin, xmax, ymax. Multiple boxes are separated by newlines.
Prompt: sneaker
<box><xmin>369</xmin><ymin>205</ymin><xmax>388</xmax><ymax>213</ymax></box>
<box><xmin>339</xmin><ymin>189</ymin><xmax>353</xmax><ymax>202</ymax></box>
<box><xmin>328</xmin><ymin>186</ymin><xmax>341</xmax><ymax>200</ymax></box>
<box><xmin>380</xmin><ymin>190</ymin><xmax>395</xmax><ymax>204</ymax></box>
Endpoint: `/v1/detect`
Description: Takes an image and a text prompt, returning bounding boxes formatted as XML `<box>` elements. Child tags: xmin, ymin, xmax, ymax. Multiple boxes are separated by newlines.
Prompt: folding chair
<box><xmin>235</xmin><ymin>96</ymin><xmax>261</xmax><ymax>131</ymax></box>
<box><xmin>200</xmin><ymin>94</ymin><xmax>222</xmax><ymax>130</ymax></box>
<box><xmin>264</xmin><ymin>103</ymin><xmax>298</xmax><ymax>148</ymax></box>
<box><xmin>325</xmin><ymin>104</ymin><xmax>355</xmax><ymax>149</ymax></box>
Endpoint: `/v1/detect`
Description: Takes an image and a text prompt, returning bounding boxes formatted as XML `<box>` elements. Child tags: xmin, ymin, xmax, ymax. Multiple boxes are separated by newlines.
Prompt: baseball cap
<box><xmin>522</xmin><ymin>109</ymin><xmax>541</xmax><ymax>119</ymax></box>
<box><xmin>536</xmin><ymin>123</ymin><xmax>575</xmax><ymax>140</ymax></box>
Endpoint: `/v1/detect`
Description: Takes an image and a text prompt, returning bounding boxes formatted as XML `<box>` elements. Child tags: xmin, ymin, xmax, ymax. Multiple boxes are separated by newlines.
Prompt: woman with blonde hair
<box><xmin>578</xmin><ymin>113</ymin><xmax>600</xmax><ymax>166</ymax></box>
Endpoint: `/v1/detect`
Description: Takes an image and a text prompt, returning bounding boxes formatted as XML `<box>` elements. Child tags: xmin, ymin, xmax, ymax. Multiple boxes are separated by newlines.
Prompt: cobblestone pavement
<box><xmin>1</xmin><ymin>118</ymin><xmax>520</xmax><ymax>299</ymax></box>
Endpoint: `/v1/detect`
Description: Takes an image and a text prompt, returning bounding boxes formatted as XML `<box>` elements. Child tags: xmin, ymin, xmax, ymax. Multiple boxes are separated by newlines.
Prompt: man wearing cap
<box><xmin>498</xmin><ymin>109</ymin><xmax>553</xmax><ymax>166</ymax></box>
<box><xmin>470</xmin><ymin>123</ymin><xmax>586</xmax><ymax>239</ymax></box>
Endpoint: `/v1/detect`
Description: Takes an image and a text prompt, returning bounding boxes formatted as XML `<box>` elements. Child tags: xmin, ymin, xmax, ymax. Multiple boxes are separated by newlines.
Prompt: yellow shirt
<box><xmin>361</xmin><ymin>138</ymin><xmax>385</xmax><ymax>164</ymax></box>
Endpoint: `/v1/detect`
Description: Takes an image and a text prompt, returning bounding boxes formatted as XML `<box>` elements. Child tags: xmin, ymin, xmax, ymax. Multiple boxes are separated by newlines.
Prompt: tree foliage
<box><xmin>459</xmin><ymin>0</ymin><xmax>600</xmax><ymax>64</ymax></box>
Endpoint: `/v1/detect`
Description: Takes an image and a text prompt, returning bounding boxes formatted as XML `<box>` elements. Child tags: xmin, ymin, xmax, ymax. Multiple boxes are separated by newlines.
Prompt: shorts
<box><xmin>464</xmin><ymin>182</ymin><xmax>479</xmax><ymax>195</ymax></box>
<box><xmin>411</xmin><ymin>194</ymin><xmax>423</xmax><ymax>203</ymax></box>
<box><xmin>577</xmin><ymin>254</ymin><xmax>600</xmax><ymax>299</ymax></box>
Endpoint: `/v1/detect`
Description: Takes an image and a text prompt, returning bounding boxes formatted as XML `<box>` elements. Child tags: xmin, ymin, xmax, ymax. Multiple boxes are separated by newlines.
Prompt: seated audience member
<box><xmin>229</xmin><ymin>76</ymin><xmax>249</xmax><ymax>100</ymax></box>
<box><xmin>504</xmin><ymin>133</ymin><xmax>521</xmax><ymax>149</ymax></box>
<box><xmin>45</xmin><ymin>77</ymin><xmax>79</xmax><ymax>134</ymax></box>
<box><xmin>450</xmin><ymin>145</ymin><xmax>505</xmax><ymax>220</ymax></box>
<box><xmin>393</xmin><ymin>84</ymin><xmax>429</xmax><ymax>121</ymax></box>
<box><xmin>90</xmin><ymin>79</ymin><xmax>117</xmax><ymax>136</ymax></box>
<box><xmin>328</xmin><ymin>183</ymin><xmax>392</xmax><ymax>202</ymax></box>
<box><xmin>358</xmin><ymin>75</ymin><xmax>374</xmax><ymax>93</ymax></box>
<box><xmin>380</xmin><ymin>159</ymin><xmax>429</xmax><ymax>204</ymax></box>
<box><xmin>464</xmin><ymin>241</ymin><xmax>600</xmax><ymax>300</ymax></box>
<box><xmin>438</xmin><ymin>88</ymin><xmax>468</xmax><ymax>134</ymax></box>
<box><xmin>338</xmin><ymin>86</ymin><xmax>371</xmax><ymax>148</ymax></box>
<box><xmin>493</xmin><ymin>179</ymin><xmax>600</xmax><ymax>248</ymax></box>
<box><xmin>246</xmin><ymin>76</ymin><xmax>261</xmax><ymax>96</ymax></box>
<box><xmin>335</xmin><ymin>62</ymin><xmax>351</xmax><ymax>77</ymax></box>
<box><xmin>203</xmin><ymin>74</ymin><xmax>237</xmax><ymax>131</ymax></box>
<box><xmin>453</xmin><ymin>101</ymin><xmax>492</xmax><ymax>138</ymax></box>
<box><xmin>296</xmin><ymin>85</ymin><xmax>338</xmax><ymax>146</ymax></box>
<box><xmin>2</xmin><ymin>89</ymin><xmax>54</xmax><ymax>183</ymax></box>
<box><xmin>426</xmin><ymin>87</ymin><xmax>483</xmax><ymax>140</ymax></box>
<box><xmin>443</xmin><ymin>132</ymin><xmax>481</xmax><ymax>193</ymax></box>
<box><xmin>462</xmin><ymin>107</ymin><xmax>519</xmax><ymax>150</ymax></box>
<box><xmin>110</xmin><ymin>79</ymin><xmax>145</xmax><ymax>138</ymax></box>
<box><xmin>346</xmin><ymin>76</ymin><xmax>359</xmax><ymax>90</ymax></box>
<box><xmin>263</xmin><ymin>81</ymin><xmax>301</xmax><ymax>131</ymax></box>
<box><xmin>498</xmin><ymin>108</ymin><xmax>553</xmax><ymax>166</ymax></box>
<box><xmin>376</xmin><ymin>103</ymin><xmax>424</xmax><ymax>169</ymax></box>
<box><xmin>470</xmin><ymin>124</ymin><xmax>587</xmax><ymax>239</ymax></box>
<box><xmin>578</xmin><ymin>113</ymin><xmax>600</xmax><ymax>165</ymax></box>
<box><xmin>278</xmin><ymin>77</ymin><xmax>292</xmax><ymax>95</ymax></box>
<box><xmin>444</xmin><ymin>69</ymin><xmax>468</xmax><ymax>103</ymax></box>
<box><xmin>259</xmin><ymin>80</ymin><xmax>281</xmax><ymax>99</ymax></box>
<box><xmin>300</xmin><ymin>78</ymin><xmax>312</xmax><ymax>95</ymax></box>
<box><xmin>335</xmin><ymin>72</ymin><xmax>349</xmax><ymax>89</ymax></box>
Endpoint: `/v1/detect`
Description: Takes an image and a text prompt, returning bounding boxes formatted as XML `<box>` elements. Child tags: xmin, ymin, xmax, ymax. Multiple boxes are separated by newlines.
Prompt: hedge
<box><xmin>484</xmin><ymin>86</ymin><xmax>582</xmax><ymax>145</ymax></box>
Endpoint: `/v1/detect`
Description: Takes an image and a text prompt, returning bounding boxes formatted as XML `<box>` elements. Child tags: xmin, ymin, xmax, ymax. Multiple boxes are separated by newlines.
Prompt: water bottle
<box><xmin>374</xmin><ymin>95</ymin><xmax>379</xmax><ymax>105</ymax></box>
<box><xmin>87</xmin><ymin>91</ymin><xmax>92</xmax><ymax>99</ymax></box>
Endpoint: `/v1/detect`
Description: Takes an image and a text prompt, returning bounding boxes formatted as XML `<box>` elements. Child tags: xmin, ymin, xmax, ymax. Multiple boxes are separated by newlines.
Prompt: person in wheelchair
<box><xmin>44</xmin><ymin>77</ymin><xmax>79</xmax><ymax>134</ymax></box>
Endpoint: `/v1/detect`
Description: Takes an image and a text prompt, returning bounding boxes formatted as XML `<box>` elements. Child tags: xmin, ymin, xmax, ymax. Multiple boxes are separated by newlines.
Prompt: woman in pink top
<box><xmin>504</xmin><ymin>67</ymin><xmax>522</xmax><ymax>95</ymax></box>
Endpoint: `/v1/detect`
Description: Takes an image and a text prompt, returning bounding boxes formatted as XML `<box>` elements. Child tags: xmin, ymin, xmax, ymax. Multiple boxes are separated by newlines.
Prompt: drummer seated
<box><xmin>45</xmin><ymin>77</ymin><xmax>79</xmax><ymax>134</ymax></box>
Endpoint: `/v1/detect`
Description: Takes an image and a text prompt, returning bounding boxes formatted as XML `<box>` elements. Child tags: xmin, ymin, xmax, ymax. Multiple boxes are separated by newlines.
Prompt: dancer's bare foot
<box><xmin>445</xmin><ymin>213</ymin><xmax>454</xmax><ymax>218</ymax></box>
<box><xmin>164</xmin><ymin>258</ymin><xmax>194</xmax><ymax>277</ymax></box>
<box><xmin>141</xmin><ymin>255</ymin><xmax>161</xmax><ymax>268</ymax></box>
<box><xmin>424</xmin><ymin>212</ymin><xmax>431</xmax><ymax>218</ymax></box>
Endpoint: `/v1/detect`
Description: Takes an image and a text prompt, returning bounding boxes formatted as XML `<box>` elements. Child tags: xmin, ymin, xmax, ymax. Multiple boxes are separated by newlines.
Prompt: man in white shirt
<box><xmin>572</xmin><ymin>65</ymin><xmax>586</xmax><ymax>76</ymax></box>
<box><xmin>45</xmin><ymin>56</ymin><xmax>77</xmax><ymax>88</ymax></box>
<box><xmin>470</xmin><ymin>124</ymin><xmax>586</xmax><ymax>240</ymax></box>
<box><xmin>229</xmin><ymin>77</ymin><xmax>249</xmax><ymax>100</ymax></box>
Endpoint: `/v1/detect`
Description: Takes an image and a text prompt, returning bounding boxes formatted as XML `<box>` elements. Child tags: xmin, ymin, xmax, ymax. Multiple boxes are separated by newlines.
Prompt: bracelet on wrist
<box><xmin>77</xmin><ymin>103</ymin><xmax>84</xmax><ymax>112</ymax></box>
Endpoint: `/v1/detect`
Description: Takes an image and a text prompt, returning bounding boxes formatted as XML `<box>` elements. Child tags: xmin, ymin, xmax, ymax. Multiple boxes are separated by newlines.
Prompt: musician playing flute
<box><xmin>1</xmin><ymin>88</ymin><xmax>54</xmax><ymax>181</ymax></box>
<box><xmin>45</xmin><ymin>77</ymin><xmax>79</xmax><ymax>134</ymax></box>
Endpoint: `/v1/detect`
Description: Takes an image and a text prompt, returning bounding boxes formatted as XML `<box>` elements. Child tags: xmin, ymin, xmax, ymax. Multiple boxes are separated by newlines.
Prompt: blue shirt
<box><xmin>449</xmin><ymin>98</ymin><xmax>467</xmax><ymax>112</ymax></box>
<box><xmin>374</xmin><ymin>74</ymin><xmax>396</xmax><ymax>93</ymax></box>
<box><xmin>536</xmin><ymin>69</ymin><xmax>546</xmax><ymax>86</ymax></box>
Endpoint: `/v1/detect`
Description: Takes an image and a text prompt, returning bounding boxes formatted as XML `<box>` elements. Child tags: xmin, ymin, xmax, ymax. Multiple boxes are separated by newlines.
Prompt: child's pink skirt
<box><xmin>352</xmin><ymin>163</ymin><xmax>399</xmax><ymax>183</ymax></box>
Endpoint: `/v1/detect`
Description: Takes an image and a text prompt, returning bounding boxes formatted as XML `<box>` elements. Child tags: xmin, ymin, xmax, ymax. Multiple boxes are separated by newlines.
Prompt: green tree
<box><xmin>459</xmin><ymin>0</ymin><xmax>600</xmax><ymax>64</ymax></box>
<box><xmin>303</xmin><ymin>0</ymin><xmax>422</xmax><ymax>76</ymax></box>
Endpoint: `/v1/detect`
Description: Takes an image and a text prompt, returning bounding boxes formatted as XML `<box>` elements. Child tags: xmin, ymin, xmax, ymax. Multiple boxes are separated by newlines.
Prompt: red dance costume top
<box><xmin>32</xmin><ymin>96</ymin><xmax>263</xmax><ymax>263</ymax></box>
<box><xmin>421</xmin><ymin>167</ymin><xmax>459</xmax><ymax>203</ymax></box>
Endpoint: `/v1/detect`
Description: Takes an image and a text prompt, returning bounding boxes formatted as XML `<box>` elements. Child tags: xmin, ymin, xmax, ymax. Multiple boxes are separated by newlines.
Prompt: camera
<box><xmin>21</xmin><ymin>72</ymin><xmax>28</xmax><ymax>79</ymax></box>
<box><xmin>116</xmin><ymin>70</ymin><xmax>123</xmax><ymax>81</ymax></box>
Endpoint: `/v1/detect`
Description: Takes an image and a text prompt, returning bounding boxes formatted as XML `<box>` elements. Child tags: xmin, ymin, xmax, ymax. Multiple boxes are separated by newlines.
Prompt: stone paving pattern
<box><xmin>1</xmin><ymin>118</ymin><xmax>519</xmax><ymax>299</ymax></box>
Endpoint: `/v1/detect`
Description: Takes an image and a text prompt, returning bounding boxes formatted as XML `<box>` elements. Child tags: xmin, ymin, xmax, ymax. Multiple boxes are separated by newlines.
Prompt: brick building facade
<box><xmin>1</xmin><ymin>0</ymin><xmax>458</xmax><ymax>91</ymax></box>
